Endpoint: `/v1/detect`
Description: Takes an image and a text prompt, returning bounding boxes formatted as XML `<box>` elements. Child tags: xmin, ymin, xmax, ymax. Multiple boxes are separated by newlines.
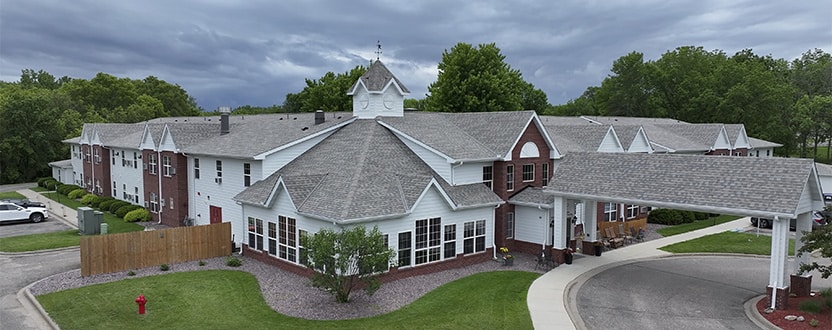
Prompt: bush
<box><xmin>799</xmin><ymin>299</ymin><xmax>822</xmax><ymax>314</ymax></box>
<box><xmin>124</xmin><ymin>208</ymin><xmax>151</xmax><ymax>222</ymax></box>
<box><xmin>127</xmin><ymin>270</ymin><xmax>136</xmax><ymax>276</ymax></box>
<box><xmin>694</xmin><ymin>212</ymin><xmax>710</xmax><ymax>220</ymax></box>
<box><xmin>115</xmin><ymin>204</ymin><xmax>142</xmax><ymax>218</ymax></box>
<box><xmin>37</xmin><ymin>177</ymin><xmax>52</xmax><ymax>187</ymax></box>
<box><xmin>91</xmin><ymin>196</ymin><xmax>113</xmax><ymax>208</ymax></box>
<box><xmin>44</xmin><ymin>179</ymin><xmax>58</xmax><ymax>190</ymax></box>
<box><xmin>79</xmin><ymin>193</ymin><xmax>97</xmax><ymax>205</ymax></box>
<box><xmin>160</xmin><ymin>264</ymin><xmax>170</xmax><ymax>271</ymax></box>
<box><xmin>226</xmin><ymin>256</ymin><xmax>242</xmax><ymax>267</ymax></box>
<box><xmin>108</xmin><ymin>201</ymin><xmax>130</xmax><ymax>213</ymax></box>
<box><xmin>680</xmin><ymin>210</ymin><xmax>696</xmax><ymax>223</ymax></box>
<box><xmin>198</xmin><ymin>260</ymin><xmax>206</xmax><ymax>266</ymax></box>
<box><xmin>647</xmin><ymin>209</ymin><xmax>682</xmax><ymax>225</ymax></box>
<box><xmin>98</xmin><ymin>199</ymin><xmax>117</xmax><ymax>212</ymax></box>
<box><xmin>68</xmin><ymin>189</ymin><xmax>87</xmax><ymax>199</ymax></box>
<box><xmin>57</xmin><ymin>184</ymin><xmax>81</xmax><ymax>195</ymax></box>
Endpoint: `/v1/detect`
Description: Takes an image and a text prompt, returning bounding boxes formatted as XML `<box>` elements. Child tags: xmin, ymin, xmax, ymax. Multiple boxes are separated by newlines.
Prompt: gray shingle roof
<box><xmin>655</xmin><ymin>124</ymin><xmax>724</xmax><ymax>149</ymax></box>
<box><xmin>723</xmin><ymin>124</ymin><xmax>743</xmax><ymax>144</ymax></box>
<box><xmin>380</xmin><ymin>111</ymin><xmax>538</xmax><ymax>160</ymax></box>
<box><xmin>349</xmin><ymin>60</ymin><xmax>410</xmax><ymax>94</ymax></box>
<box><xmin>640</xmin><ymin>123</ymin><xmax>710</xmax><ymax>152</ymax></box>
<box><xmin>748</xmin><ymin>137</ymin><xmax>783</xmax><ymax>149</ymax></box>
<box><xmin>544</xmin><ymin>125</ymin><xmax>611</xmax><ymax>153</ymax></box>
<box><xmin>816</xmin><ymin>162</ymin><xmax>832</xmax><ymax>177</ymax></box>
<box><xmin>48</xmin><ymin>159</ymin><xmax>73</xmax><ymax>168</ymax></box>
<box><xmin>234</xmin><ymin>119</ymin><xmax>501</xmax><ymax>221</ymax></box>
<box><xmin>508</xmin><ymin>187</ymin><xmax>554</xmax><ymax>208</ymax></box>
<box><xmin>544</xmin><ymin>152</ymin><xmax>818</xmax><ymax>218</ymax></box>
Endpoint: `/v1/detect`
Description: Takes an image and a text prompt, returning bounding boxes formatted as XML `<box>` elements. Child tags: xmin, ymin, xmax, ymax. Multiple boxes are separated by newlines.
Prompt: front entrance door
<box><xmin>209</xmin><ymin>205</ymin><xmax>222</xmax><ymax>224</ymax></box>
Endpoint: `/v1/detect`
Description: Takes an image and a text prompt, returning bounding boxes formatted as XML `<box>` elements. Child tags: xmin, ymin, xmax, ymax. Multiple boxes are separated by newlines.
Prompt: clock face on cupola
<box><xmin>347</xmin><ymin>57</ymin><xmax>410</xmax><ymax>118</ymax></box>
<box><xmin>359</xmin><ymin>93</ymin><xmax>369</xmax><ymax>109</ymax></box>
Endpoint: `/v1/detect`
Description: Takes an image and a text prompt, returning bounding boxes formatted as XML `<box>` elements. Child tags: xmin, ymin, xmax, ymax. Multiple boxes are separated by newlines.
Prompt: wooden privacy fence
<box><xmin>80</xmin><ymin>222</ymin><xmax>231</xmax><ymax>276</ymax></box>
<box><xmin>597</xmin><ymin>218</ymin><xmax>648</xmax><ymax>238</ymax></box>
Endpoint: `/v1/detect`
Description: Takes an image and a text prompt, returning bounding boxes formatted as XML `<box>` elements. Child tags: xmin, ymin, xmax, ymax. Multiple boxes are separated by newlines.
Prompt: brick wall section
<box><xmin>766</xmin><ymin>286</ymin><xmax>789</xmax><ymax>310</ymax></box>
<box><xmin>494</xmin><ymin>122</ymin><xmax>552</xmax><ymax>250</ymax></box>
<box><xmin>92</xmin><ymin>146</ymin><xmax>112</xmax><ymax>196</ymax></box>
<box><xmin>244</xmin><ymin>245</ymin><xmax>494</xmax><ymax>283</ymax></box>
<box><xmin>158</xmin><ymin>152</ymin><xmax>189</xmax><ymax>227</ymax></box>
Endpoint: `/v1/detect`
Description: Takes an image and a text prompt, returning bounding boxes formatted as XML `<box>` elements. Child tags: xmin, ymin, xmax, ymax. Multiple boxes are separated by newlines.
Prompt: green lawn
<box><xmin>38</xmin><ymin>270</ymin><xmax>538</xmax><ymax>330</ymax></box>
<box><xmin>792</xmin><ymin>145</ymin><xmax>831</xmax><ymax>164</ymax></box>
<box><xmin>0</xmin><ymin>191</ymin><xmax>27</xmax><ymax>200</ymax></box>
<box><xmin>42</xmin><ymin>192</ymin><xmax>143</xmax><ymax>233</ymax></box>
<box><xmin>660</xmin><ymin>231</ymin><xmax>795</xmax><ymax>255</ymax></box>
<box><xmin>656</xmin><ymin>215</ymin><xmax>742</xmax><ymax>237</ymax></box>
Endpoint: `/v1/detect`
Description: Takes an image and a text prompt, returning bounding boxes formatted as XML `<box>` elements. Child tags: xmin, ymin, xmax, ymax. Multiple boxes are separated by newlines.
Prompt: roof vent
<box><xmin>314</xmin><ymin>110</ymin><xmax>325</xmax><ymax>125</ymax></box>
<box><xmin>219</xmin><ymin>106</ymin><xmax>231</xmax><ymax>135</ymax></box>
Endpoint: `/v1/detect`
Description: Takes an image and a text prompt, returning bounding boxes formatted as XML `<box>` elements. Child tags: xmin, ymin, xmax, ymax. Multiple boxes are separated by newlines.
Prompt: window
<box><xmin>397</xmin><ymin>232</ymin><xmax>412</xmax><ymax>267</ymax></box>
<box><xmin>216</xmin><ymin>160</ymin><xmax>223</xmax><ymax>178</ymax></box>
<box><xmin>149</xmin><ymin>192</ymin><xmax>159</xmax><ymax>213</ymax></box>
<box><xmin>267</xmin><ymin>222</ymin><xmax>277</xmax><ymax>256</ymax></box>
<box><xmin>244</xmin><ymin>163</ymin><xmax>251</xmax><ymax>187</ymax></box>
<box><xmin>444</xmin><ymin>224</ymin><xmax>456</xmax><ymax>259</ymax></box>
<box><xmin>112</xmin><ymin>153</ymin><xmax>116</xmax><ymax>165</ymax></box>
<box><xmin>112</xmin><ymin>181</ymin><xmax>117</xmax><ymax>197</ymax></box>
<box><xmin>415</xmin><ymin>218</ymin><xmax>441</xmax><ymax>265</ymax></box>
<box><xmin>279</xmin><ymin>216</ymin><xmax>297</xmax><ymax>262</ymax></box>
<box><xmin>506</xmin><ymin>165</ymin><xmax>514</xmax><ymax>191</ymax></box>
<box><xmin>542</xmin><ymin>163</ymin><xmax>549</xmax><ymax>186</ymax></box>
<box><xmin>93</xmin><ymin>148</ymin><xmax>100</xmax><ymax>164</ymax></box>
<box><xmin>133</xmin><ymin>152</ymin><xmax>138</xmax><ymax>169</ymax></box>
<box><xmin>604</xmin><ymin>202</ymin><xmax>617</xmax><ymax>222</ymax></box>
<box><xmin>482</xmin><ymin>166</ymin><xmax>493</xmax><ymax>189</ymax></box>
<box><xmin>148</xmin><ymin>154</ymin><xmax>157</xmax><ymax>175</ymax></box>
<box><xmin>121</xmin><ymin>152</ymin><xmax>126</xmax><ymax>167</ymax></box>
<box><xmin>194</xmin><ymin>158</ymin><xmax>200</xmax><ymax>179</ymax></box>
<box><xmin>522</xmin><ymin>164</ymin><xmax>534</xmax><ymax>182</ymax></box>
<box><xmin>298</xmin><ymin>229</ymin><xmax>309</xmax><ymax>266</ymax></box>
<box><xmin>627</xmin><ymin>205</ymin><xmax>639</xmax><ymax>219</ymax></box>
<box><xmin>248</xmin><ymin>217</ymin><xmax>264</xmax><ymax>251</ymax></box>
<box><xmin>463</xmin><ymin>220</ymin><xmax>486</xmax><ymax>254</ymax></box>
<box><xmin>162</xmin><ymin>156</ymin><xmax>173</xmax><ymax>176</ymax></box>
<box><xmin>134</xmin><ymin>187</ymin><xmax>139</xmax><ymax>203</ymax></box>
<box><xmin>95</xmin><ymin>179</ymin><xmax>101</xmax><ymax>194</ymax></box>
<box><xmin>506</xmin><ymin>212</ymin><xmax>515</xmax><ymax>239</ymax></box>
<box><xmin>84</xmin><ymin>147</ymin><xmax>91</xmax><ymax>163</ymax></box>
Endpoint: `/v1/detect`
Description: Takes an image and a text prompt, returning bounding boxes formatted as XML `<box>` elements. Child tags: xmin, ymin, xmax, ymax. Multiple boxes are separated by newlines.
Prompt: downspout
<box><xmin>451</xmin><ymin>161</ymin><xmax>464</xmax><ymax>185</ymax></box>
<box><xmin>539</xmin><ymin>205</ymin><xmax>546</xmax><ymax>250</ymax></box>
<box><xmin>492</xmin><ymin>204</ymin><xmax>498</xmax><ymax>260</ymax></box>
<box><xmin>157</xmin><ymin>150</ymin><xmax>163</xmax><ymax>224</ymax></box>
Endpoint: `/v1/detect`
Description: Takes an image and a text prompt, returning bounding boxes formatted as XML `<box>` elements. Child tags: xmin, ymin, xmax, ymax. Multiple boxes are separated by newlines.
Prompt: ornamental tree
<box><xmin>797</xmin><ymin>216</ymin><xmax>832</xmax><ymax>278</ymax></box>
<box><xmin>303</xmin><ymin>225</ymin><xmax>395</xmax><ymax>303</ymax></box>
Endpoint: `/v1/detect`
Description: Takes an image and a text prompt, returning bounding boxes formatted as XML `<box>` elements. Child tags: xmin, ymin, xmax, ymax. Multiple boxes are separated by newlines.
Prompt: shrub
<box><xmin>68</xmin><ymin>189</ymin><xmax>87</xmax><ymax>199</ymax></box>
<box><xmin>124</xmin><ymin>208</ymin><xmax>151</xmax><ymax>222</ymax></box>
<box><xmin>37</xmin><ymin>177</ymin><xmax>52</xmax><ymax>187</ymax></box>
<box><xmin>226</xmin><ymin>256</ymin><xmax>242</xmax><ymax>267</ymax></box>
<box><xmin>43</xmin><ymin>179</ymin><xmax>58</xmax><ymax>190</ymax></box>
<box><xmin>98</xmin><ymin>199</ymin><xmax>117</xmax><ymax>212</ymax></box>
<box><xmin>91</xmin><ymin>196</ymin><xmax>113</xmax><ymax>208</ymax></box>
<box><xmin>57</xmin><ymin>184</ymin><xmax>81</xmax><ymax>195</ymax></box>
<box><xmin>80</xmin><ymin>194</ymin><xmax>100</xmax><ymax>206</ymax></box>
<box><xmin>694</xmin><ymin>212</ymin><xmax>709</xmax><ymax>220</ymax></box>
<box><xmin>647</xmin><ymin>209</ymin><xmax>682</xmax><ymax>225</ymax></box>
<box><xmin>127</xmin><ymin>270</ymin><xmax>136</xmax><ymax>276</ymax></box>
<box><xmin>108</xmin><ymin>201</ymin><xmax>130</xmax><ymax>213</ymax></box>
<box><xmin>115</xmin><ymin>205</ymin><xmax>142</xmax><ymax>218</ymax></box>
<box><xmin>160</xmin><ymin>264</ymin><xmax>170</xmax><ymax>271</ymax></box>
<box><xmin>799</xmin><ymin>299</ymin><xmax>822</xmax><ymax>314</ymax></box>
<box><xmin>198</xmin><ymin>260</ymin><xmax>206</xmax><ymax>266</ymax></box>
<box><xmin>680</xmin><ymin>210</ymin><xmax>696</xmax><ymax>223</ymax></box>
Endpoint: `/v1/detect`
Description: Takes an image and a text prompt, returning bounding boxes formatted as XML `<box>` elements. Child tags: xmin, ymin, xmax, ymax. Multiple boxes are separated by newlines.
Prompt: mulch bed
<box><xmin>755</xmin><ymin>294</ymin><xmax>831</xmax><ymax>329</ymax></box>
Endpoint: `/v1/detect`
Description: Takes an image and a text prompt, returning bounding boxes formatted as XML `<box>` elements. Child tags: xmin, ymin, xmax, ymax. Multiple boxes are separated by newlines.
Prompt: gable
<box><xmin>507</xmin><ymin>114</ymin><xmax>561</xmax><ymax>160</ymax></box>
<box><xmin>734</xmin><ymin>126</ymin><xmax>751</xmax><ymax>149</ymax></box>
<box><xmin>139</xmin><ymin>126</ymin><xmax>156</xmax><ymax>150</ymax></box>
<box><xmin>597</xmin><ymin>126</ymin><xmax>624</xmax><ymax>153</ymax></box>
<box><xmin>159</xmin><ymin>125</ymin><xmax>177</xmax><ymax>152</ymax></box>
<box><xmin>713</xmin><ymin>127</ymin><xmax>731</xmax><ymax>150</ymax></box>
<box><xmin>628</xmin><ymin>127</ymin><xmax>653</xmax><ymax>153</ymax></box>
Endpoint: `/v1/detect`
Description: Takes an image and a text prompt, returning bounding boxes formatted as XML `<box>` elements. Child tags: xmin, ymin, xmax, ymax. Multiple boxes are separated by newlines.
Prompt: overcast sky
<box><xmin>2</xmin><ymin>1</ymin><xmax>830</xmax><ymax>111</ymax></box>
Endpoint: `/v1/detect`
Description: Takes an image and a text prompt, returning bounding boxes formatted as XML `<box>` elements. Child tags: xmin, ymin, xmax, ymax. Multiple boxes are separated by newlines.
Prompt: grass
<box><xmin>0</xmin><ymin>191</ymin><xmax>27</xmax><ymax>200</ymax></box>
<box><xmin>0</xmin><ymin>230</ymin><xmax>80</xmax><ymax>252</ymax></box>
<box><xmin>38</xmin><ymin>270</ymin><xmax>538</xmax><ymax>330</ymax></box>
<box><xmin>660</xmin><ymin>231</ymin><xmax>795</xmax><ymax>255</ymax></box>
<box><xmin>655</xmin><ymin>215</ymin><xmax>742</xmax><ymax>237</ymax></box>
<box><xmin>792</xmin><ymin>145</ymin><xmax>831</xmax><ymax>164</ymax></box>
<box><xmin>42</xmin><ymin>192</ymin><xmax>143</xmax><ymax>234</ymax></box>
<box><xmin>31</xmin><ymin>186</ymin><xmax>48</xmax><ymax>192</ymax></box>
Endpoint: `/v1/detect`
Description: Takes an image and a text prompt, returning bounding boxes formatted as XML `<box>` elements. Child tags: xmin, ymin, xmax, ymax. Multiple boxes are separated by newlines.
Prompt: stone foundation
<box><xmin>766</xmin><ymin>286</ymin><xmax>790</xmax><ymax>310</ymax></box>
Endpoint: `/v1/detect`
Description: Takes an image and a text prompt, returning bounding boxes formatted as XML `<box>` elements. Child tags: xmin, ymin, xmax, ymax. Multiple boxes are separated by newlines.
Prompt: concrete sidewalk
<box><xmin>526</xmin><ymin>217</ymin><xmax>758</xmax><ymax>330</ymax></box>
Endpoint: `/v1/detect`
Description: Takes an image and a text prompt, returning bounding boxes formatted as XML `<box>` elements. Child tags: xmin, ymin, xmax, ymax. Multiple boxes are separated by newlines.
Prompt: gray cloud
<box><xmin>1</xmin><ymin>0</ymin><xmax>829</xmax><ymax>111</ymax></box>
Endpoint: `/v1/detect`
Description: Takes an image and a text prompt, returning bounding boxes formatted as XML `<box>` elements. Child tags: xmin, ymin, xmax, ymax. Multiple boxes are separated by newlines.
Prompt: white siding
<box><xmin>452</xmin><ymin>162</ymin><xmax>491</xmax><ymax>185</ymax></box>
<box><xmin>353</xmin><ymin>85</ymin><xmax>404</xmax><ymax>119</ymax></box>
<box><xmin>396</xmin><ymin>134</ymin><xmax>451</xmax><ymax>182</ymax></box>
<box><xmin>714</xmin><ymin>129</ymin><xmax>732</xmax><ymax>150</ymax></box>
<box><xmin>261</xmin><ymin>132</ymin><xmax>334</xmax><ymax>177</ymax></box>
<box><xmin>598</xmin><ymin>128</ymin><xmax>623</xmax><ymax>153</ymax></box>
<box><xmin>70</xmin><ymin>144</ymin><xmax>84</xmax><ymax>185</ymax></box>
<box><xmin>514</xmin><ymin>205</ymin><xmax>549</xmax><ymax>245</ymax></box>
<box><xmin>628</xmin><ymin>129</ymin><xmax>653</xmax><ymax>153</ymax></box>
<box><xmin>110</xmin><ymin>148</ymin><xmax>144</xmax><ymax>205</ymax></box>
<box><xmin>820</xmin><ymin>176</ymin><xmax>832</xmax><ymax>195</ymax></box>
<box><xmin>190</xmin><ymin>156</ymin><xmax>249</xmax><ymax>240</ymax></box>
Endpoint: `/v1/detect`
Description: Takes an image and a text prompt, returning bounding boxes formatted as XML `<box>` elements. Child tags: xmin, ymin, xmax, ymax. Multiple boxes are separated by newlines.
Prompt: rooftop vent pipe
<box><xmin>314</xmin><ymin>110</ymin><xmax>325</xmax><ymax>125</ymax></box>
<box><xmin>219</xmin><ymin>106</ymin><xmax>231</xmax><ymax>135</ymax></box>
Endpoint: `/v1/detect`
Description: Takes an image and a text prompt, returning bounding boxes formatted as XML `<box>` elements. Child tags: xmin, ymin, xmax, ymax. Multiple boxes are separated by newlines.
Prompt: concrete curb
<box><xmin>744</xmin><ymin>295</ymin><xmax>780</xmax><ymax>330</ymax></box>
<box><xmin>17</xmin><ymin>280</ymin><xmax>60</xmax><ymax>330</ymax></box>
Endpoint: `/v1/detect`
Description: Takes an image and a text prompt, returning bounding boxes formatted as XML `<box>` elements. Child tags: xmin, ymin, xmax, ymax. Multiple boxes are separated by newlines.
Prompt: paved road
<box><xmin>576</xmin><ymin>256</ymin><xmax>769</xmax><ymax>330</ymax></box>
<box><xmin>0</xmin><ymin>249</ymin><xmax>79</xmax><ymax>330</ymax></box>
<box><xmin>0</xmin><ymin>220</ymin><xmax>74</xmax><ymax>239</ymax></box>
<box><xmin>0</xmin><ymin>183</ymin><xmax>37</xmax><ymax>193</ymax></box>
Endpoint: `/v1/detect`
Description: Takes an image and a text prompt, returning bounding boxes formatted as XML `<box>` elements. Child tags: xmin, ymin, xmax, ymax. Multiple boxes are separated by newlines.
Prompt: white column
<box><xmin>769</xmin><ymin>216</ymin><xmax>790</xmax><ymax>290</ymax></box>
<box><xmin>583</xmin><ymin>200</ymin><xmax>598</xmax><ymax>241</ymax></box>
<box><xmin>793</xmin><ymin>212</ymin><xmax>813</xmax><ymax>274</ymax></box>
<box><xmin>552</xmin><ymin>196</ymin><xmax>568</xmax><ymax>249</ymax></box>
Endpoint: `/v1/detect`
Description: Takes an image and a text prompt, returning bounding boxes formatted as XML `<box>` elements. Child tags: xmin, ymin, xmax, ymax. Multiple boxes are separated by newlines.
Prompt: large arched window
<box><xmin>520</xmin><ymin>141</ymin><xmax>539</xmax><ymax>158</ymax></box>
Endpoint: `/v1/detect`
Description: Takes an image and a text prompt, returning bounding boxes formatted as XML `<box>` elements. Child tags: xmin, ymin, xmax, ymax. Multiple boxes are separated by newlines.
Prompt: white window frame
<box><xmin>244</xmin><ymin>163</ymin><xmax>251</xmax><ymax>187</ymax></box>
<box><xmin>162</xmin><ymin>155</ymin><xmax>173</xmax><ymax>176</ymax></box>
<box><xmin>482</xmin><ymin>166</ymin><xmax>493</xmax><ymax>189</ymax></box>
<box><xmin>415</xmin><ymin>218</ymin><xmax>441</xmax><ymax>265</ymax></box>
<box><xmin>443</xmin><ymin>224</ymin><xmax>456</xmax><ymax>259</ymax></box>
<box><xmin>522</xmin><ymin>164</ymin><xmax>534</xmax><ymax>182</ymax></box>
<box><xmin>397</xmin><ymin>231</ymin><xmax>412</xmax><ymax>267</ymax></box>
<box><xmin>149</xmin><ymin>192</ymin><xmax>159</xmax><ymax>213</ymax></box>
<box><xmin>248</xmin><ymin>217</ymin><xmax>264</xmax><ymax>251</ymax></box>
<box><xmin>542</xmin><ymin>163</ymin><xmax>549</xmax><ymax>186</ymax></box>
<box><xmin>463</xmin><ymin>220</ymin><xmax>486</xmax><ymax>254</ymax></box>
<box><xmin>278</xmin><ymin>215</ymin><xmax>297</xmax><ymax>262</ymax></box>
<box><xmin>626</xmin><ymin>204</ymin><xmax>639</xmax><ymax>219</ymax></box>
<box><xmin>506</xmin><ymin>165</ymin><xmax>514</xmax><ymax>191</ymax></box>
<box><xmin>505</xmin><ymin>212</ymin><xmax>515</xmax><ymax>239</ymax></box>
<box><xmin>604</xmin><ymin>202</ymin><xmax>618</xmax><ymax>222</ymax></box>
<box><xmin>148</xmin><ymin>154</ymin><xmax>157</xmax><ymax>175</ymax></box>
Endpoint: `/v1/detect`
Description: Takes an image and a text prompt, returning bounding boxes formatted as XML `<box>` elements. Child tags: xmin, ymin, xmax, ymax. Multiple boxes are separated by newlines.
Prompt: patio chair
<box><xmin>596</xmin><ymin>230</ymin><xmax>611</xmax><ymax>250</ymax></box>
<box><xmin>636</xmin><ymin>228</ymin><xmax>646</xmax><ymax>242</ymax></box>
<box><xmin>605</xmin><ymin>227</ymin><xmax>624</xmax><ymax>248</ymax></box>
<box><xmin>535</xmin><ymin>249</ymin><xmax>556</xmax><ymax>270</ymax></box>
<box><xmin>619</xmin><ymin>224</ymin><xmax>634</xmax><ymax>244</ymax></box>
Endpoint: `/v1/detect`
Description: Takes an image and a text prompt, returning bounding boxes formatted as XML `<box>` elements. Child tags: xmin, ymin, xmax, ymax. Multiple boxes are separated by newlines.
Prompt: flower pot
<box><xmin>504</xmin><ymin>258</ymin><xmax>514</xmax><ymax>266</ymax></box>
<box><xmin>564</xmin><ymin>253</ymin><xmax>573</xmax><ymax>264</ymax></box>
<box><xmin>594</xmin><ymin>245</ymin><xmax>603</xmax><ymax>256</ymax></box>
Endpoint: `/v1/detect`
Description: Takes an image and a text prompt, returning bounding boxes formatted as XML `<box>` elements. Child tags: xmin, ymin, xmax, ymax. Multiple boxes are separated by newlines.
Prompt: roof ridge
<box><xmin>339</xmin><ymin>128</ymin><xmax>374</xmax><ymax>219</ymax></box>
<box><xmin>295</xmin><ymin>173</ymin><xmax>328</xmax><ymax>211</ymax></box>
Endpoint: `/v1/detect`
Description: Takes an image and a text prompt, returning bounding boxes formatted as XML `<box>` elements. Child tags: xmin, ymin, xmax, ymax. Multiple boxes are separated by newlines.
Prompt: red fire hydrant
<box><xmin>135</xmin><ymin>294</ymin><xmax>147</xmax><ymax>315</ymax></box>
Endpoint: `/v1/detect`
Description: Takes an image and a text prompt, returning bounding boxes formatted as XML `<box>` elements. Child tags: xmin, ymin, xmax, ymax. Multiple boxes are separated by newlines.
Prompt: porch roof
<box><xmin>543</xmin><ymin>152</ymin><xmax>824</xmax><ymax>219</ymax></box>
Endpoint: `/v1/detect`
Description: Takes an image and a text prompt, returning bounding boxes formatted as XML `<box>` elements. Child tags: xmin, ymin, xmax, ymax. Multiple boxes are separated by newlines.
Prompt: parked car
<box><xmin>0</xmin><ymin>201</ymin><xmax>49</xmax><ymax>223</ymax></box>
<box><xmin>824</xmin><ymin>193</ymin><xmax>832</xmax><ymax>205</ymax></box>
<box><xmin>750</xmin><ymin>210</ymin><xmax>827</xmax><ymax>230</ymax></box>
<box><xmin>0</xmin><ymin>199</ymin><xmax>46</xmax><ymax>208</ymax></box>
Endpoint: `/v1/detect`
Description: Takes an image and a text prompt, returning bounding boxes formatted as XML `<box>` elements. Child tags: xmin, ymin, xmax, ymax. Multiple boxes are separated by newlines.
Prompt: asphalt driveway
<box><xmin>576</xmin><ymin>255</ymin><xmax>770</xmax><ymax>330</ymax></box>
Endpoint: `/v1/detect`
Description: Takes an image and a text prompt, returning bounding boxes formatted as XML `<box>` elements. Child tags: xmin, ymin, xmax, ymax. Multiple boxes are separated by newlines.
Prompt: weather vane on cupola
<box><xmin>375</xmin><ymin>40</ymin><xmax>382</xmax><ymax>61</ymax></box>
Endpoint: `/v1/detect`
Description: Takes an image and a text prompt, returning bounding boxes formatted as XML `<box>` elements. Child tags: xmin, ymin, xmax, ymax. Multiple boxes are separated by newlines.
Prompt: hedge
<box><xmin>68</xmin><ymin>189</ymin><xmax>87</xmax><ymax>199</ymax></box>
<box><xmin>79</xmin><ymin>193</ymin><xmax>97</xmax><ymax>205</ymax></box>
<box><xmin>58</xmin><ymin>184</ymin><xmax>82</xmax><ymax>195</ymax></box>
<box><xmin>108</xmin><ymin>201</ymin><xmax>131</xmax><ymax>213</ymax></box>
<box><xmin>98</xmin><ymin>199</ymin><xmax>118</xmax><ymax>212</ymax></box>
<box><xmin>115</xmin><ymin>204</ymin><xmax>143</xmax><ymax>218</ymax></box>
<box><xmin>124</xmin><ymin>208</ymin><xmax>151</xmax><ymax>222</ymax></box>
<box><xmin>91</xmin><ymin>196</ymin><xmax>113</xmax><ymax>208</ymax></box>
<box><xmin>37</xmin><ymin>177</ymin><xmax>52</xmax><ymax>187</ymax></box>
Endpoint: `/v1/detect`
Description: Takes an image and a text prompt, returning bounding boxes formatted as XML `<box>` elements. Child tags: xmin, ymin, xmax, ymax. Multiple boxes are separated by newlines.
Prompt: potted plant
<box><xmin>564</xmin><ymin>248</ymin><xmax>574</xmax><ymax>264</ymax></box>
<box><xmin>500</xmin><ymin>247</ymin><xmax>514</xmax><ymax>266</ymax></box>
<box><xmin>593</xmin><ymin>241</ymin><xmax>603</xmax><ymax>256</ymax></box>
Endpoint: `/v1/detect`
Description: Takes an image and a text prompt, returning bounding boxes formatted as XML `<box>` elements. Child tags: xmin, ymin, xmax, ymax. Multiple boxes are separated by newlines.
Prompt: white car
<box><xmin>0</xmin><ymin>201</ymin><xmax>48</xmax><ymax>223</ymax></box>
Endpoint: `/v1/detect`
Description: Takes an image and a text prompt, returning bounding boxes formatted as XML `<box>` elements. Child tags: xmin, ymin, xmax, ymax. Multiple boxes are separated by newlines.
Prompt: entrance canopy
<box><xmin>542</xmin><ymin>152</ymin><xmax>825</xmax><ymax>219</ymax></box>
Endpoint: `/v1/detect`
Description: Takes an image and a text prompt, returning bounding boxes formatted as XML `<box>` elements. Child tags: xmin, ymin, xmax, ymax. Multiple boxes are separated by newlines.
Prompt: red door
<box><xmin>209</xmin><ymin>205</ymin><xmax>222</xmax><ymax>224</ymax></box>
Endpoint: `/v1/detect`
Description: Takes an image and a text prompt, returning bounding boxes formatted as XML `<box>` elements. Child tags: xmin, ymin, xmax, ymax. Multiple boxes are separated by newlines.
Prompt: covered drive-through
<box><xmin>541</xmin><ymin>152</ymin><xmax>825</xmax><ymax>309</ymax></box>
